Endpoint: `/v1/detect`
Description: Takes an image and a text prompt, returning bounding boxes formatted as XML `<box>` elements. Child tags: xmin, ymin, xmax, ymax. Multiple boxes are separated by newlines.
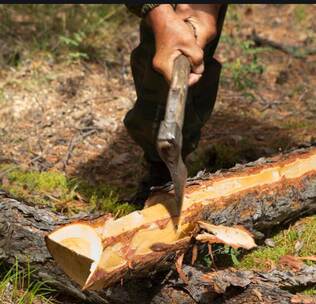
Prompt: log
<box><xmin>0</xmin><ymin>192</ymin><xmax>112</xmax><ymax>304</ymax></box>
<box><xmin>151</xmin><ymin>264</ymin><xmax>316</xmax><ymax>304</ymax></box>
<box><xmin>2</xmin><ymin>195</ymin><xmax>315</xmax><ymax>304</ymax></box>
<box><xmin>45</xmin><ymin>146</ymin><xmax>316</xmax><ymax>290</ymax></box>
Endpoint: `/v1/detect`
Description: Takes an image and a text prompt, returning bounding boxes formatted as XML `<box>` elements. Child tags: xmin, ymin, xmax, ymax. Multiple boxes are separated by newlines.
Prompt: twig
<box><xmin>251</xmin><ymin>30</ymin><xmax>316</xmax><ymax>58</ymax></box>
<box><xmin>62</xmin><ymin>128</ymin><xmax>98</xmax><ymax>170</ymax></box>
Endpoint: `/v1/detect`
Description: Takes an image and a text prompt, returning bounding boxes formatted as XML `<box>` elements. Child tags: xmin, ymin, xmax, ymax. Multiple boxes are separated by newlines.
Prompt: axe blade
<box><xmin>157</xmin><ymin>123</ymin><xmax>187</xmax><ymax>217</ymax></box>
<box><xmin>156</xmin><ymin>54</ymin><xmax>190</xmax><ymax>220</ymax></box>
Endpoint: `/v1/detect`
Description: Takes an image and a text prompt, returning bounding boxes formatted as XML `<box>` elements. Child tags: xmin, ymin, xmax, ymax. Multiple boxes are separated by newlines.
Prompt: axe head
<box><xmin>156</xmin><ymin>54</ymin><xmax>190</xmax><ymax>221</ymax></box>
<box><xmin>157</xmin><ymin>120</ymin><xmax>187</xmax><ymax>218</ymax></box>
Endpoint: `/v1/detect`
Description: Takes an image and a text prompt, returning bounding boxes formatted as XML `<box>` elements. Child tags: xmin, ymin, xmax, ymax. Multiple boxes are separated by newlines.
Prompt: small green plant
<box><xmin>0</xmin><ymin>260</ymin><xmax>56</xmax><ymax>304</ymax></box>
<box><xmin>223</xmin><ymin>39</ymin><xmax>266</xmax><ymax>91</ymax></box>
<box><xmin>229</xmin><ymin>247</ymin><xmax>240</xmax><ymax>266</ymax></box>
<box><xmin>59</xmin><ymin>31</ymin><xmax>89</xmax><ymax>61</ymax></box>
<box><xmin>0</xmin><ymin>4</ymin><xmax>136</xmax><ymax>66</ymax></box>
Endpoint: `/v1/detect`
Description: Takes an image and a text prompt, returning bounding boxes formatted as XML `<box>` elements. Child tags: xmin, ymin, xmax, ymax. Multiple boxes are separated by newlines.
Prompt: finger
<box><xmin>188</xmin><ymin>73</ymin><xmax>202</xmax><ymax>86</ymax></box>
<box><xmin>191</xmin><ymin>61</ymin><xmax>204</xmax><ymax>75</ymax></box>
<box><xmin>181</xmin><ymin>44</ymin><xmax>204</xmax><ymax>74</ymax></box>
<box><xmin>153</xmin><ymin>51</ymin><xmax>181</xmax><ymax>83</ymax></box>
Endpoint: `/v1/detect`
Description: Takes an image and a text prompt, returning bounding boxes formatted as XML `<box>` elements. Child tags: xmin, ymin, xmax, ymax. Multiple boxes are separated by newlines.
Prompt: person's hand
<box><xmin>175</xmin><ymin>4</ymin><xmax>221</xmax><ymax>49</ymax></box>
<box><xmin>146</xmin><ymin>5</ymin><xmax>204</xmax><ymax>86</ymax></box>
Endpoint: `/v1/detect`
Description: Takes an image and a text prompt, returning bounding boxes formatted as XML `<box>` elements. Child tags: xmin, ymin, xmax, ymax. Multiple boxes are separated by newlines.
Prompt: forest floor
<box><xmin>0</xmin><ymin>4</ymin><xmax>315</xmax><ymax>303</ymax></box>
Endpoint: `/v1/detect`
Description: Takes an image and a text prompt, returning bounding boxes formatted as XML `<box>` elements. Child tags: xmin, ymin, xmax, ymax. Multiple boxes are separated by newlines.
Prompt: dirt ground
<box><xmin>0</xmin><ymin>5</ymin><xmax>315</xmax><ymax>303</ymax></box>
<box><xmin>0</xmin><ymin>4</ymin><xmax>315</xmax><ymax>201</ymax></box>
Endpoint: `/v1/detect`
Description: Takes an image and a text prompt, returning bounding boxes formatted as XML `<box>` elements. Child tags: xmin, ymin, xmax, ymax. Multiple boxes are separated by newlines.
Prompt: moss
<box><xmin>238</xmin><ymin>216</ymin><xmax>316</xmax><ymax>271</ymax></box>
<box><xmin>74</xmin><ymin>180</ymin><xmax>136</xmax><ymax>216</ymax></box>
<box><xmin>0</xmin><ymin>164</ymin><xmax>136</xmax><ymax>216</ymax></box>
<box><xmin>303</xmin><ymin>287</ymin><xmax>316</xmax><ymax>296</ymax></box>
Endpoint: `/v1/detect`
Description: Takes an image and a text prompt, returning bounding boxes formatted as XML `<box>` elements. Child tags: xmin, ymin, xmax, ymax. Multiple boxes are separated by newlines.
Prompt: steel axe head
<box><xmin>157</xmin><ymin>121</ymin><xmax>187</xmax><ymax>219</ymax></box>
<box><xmin>156</xmin><ymin>54</ymin><xmax>190</xmax><ymax>224</ymax></box>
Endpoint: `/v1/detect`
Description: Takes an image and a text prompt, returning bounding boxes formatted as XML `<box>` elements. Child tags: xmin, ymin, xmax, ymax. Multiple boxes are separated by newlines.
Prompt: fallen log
<box><xmin>3</xmin><ymin>195</ymin><xmax>315</xmax><ymax>304</ymax></box>
<box><xmin>151</xmin><ymin>264</ymin><xmax>316</xmax><ymax>304</ymax></box>
<box><xmin>0</xmin><ymin>192</ymin><xmax>111</xmax><ymax>304</ymax></box>
<box><xmin>45</xmin><ymin>146</ymin><xmax>316</xmax><ymax>290</ymax></box>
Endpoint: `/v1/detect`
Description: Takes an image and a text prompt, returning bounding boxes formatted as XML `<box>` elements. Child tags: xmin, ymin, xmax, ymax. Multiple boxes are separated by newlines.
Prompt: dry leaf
<box><xmin>196</xmin><ymin>232</ymin><xmax>221</xmax><ymax>244</ymax></box>
<box><xmin>191</xmin><ymin>244</ymin><xmax>198</xmax><ymax>265</ymax></box>
<box><xmin>291</xmin><ymin>294</ymin><xmax>316</xmax><ymax>304</ymax></box>
<box><xmin>175</xmin><ymin>253</ymin><xmax>189</xmax><ymax>284</ymax></box>
<box><xmin>197</xmin><ymin>221</ymin><xmax>257</xmax><ymax>250</ymax></box>
<box><xmin>294</xmin><ymin>240</ymin><xmax>304</xmax><ymax>254</ymax></box>
<box><xmin>279</xmin><ymin>255</ymin><xmax>304</xmax><ymax>271</ymax></box>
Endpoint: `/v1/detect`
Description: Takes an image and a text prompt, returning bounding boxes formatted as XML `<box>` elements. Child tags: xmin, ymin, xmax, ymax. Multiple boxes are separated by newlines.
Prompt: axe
<box><xmin>156</xmin><ymin>54</ymin><xmax>190</xmax><ymax>219</ymax></box>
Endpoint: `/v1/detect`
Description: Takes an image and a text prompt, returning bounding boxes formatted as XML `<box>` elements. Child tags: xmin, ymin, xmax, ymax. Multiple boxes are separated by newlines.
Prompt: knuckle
<box><xmin>152</xmin><ymin>57</ymin><xmax>162</xmax><ymax>71</ymax></box>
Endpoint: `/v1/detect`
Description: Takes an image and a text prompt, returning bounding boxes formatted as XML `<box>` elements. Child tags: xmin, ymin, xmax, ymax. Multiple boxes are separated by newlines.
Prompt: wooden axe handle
<box><xmin>163</xmin><ymin>54</ymin><xmax>190</xmax><ymax>130</ymax></box>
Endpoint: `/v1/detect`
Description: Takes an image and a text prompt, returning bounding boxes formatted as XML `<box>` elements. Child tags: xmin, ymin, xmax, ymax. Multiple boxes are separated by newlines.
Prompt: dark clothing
<box><xmin>124</xmin><ymin>5</ymin><xmax>227</xmax><ymax>164</ymax></box>
<box><xmin>126</xmin><ymin>4</ymin><xmax>176</xmax><ymax>17</ymax></box>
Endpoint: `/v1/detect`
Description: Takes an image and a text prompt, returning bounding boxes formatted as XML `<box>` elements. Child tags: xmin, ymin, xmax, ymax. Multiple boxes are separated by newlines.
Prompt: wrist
<box><xmin>145</xmin><ymin>4</ymin><xmax>176</xmax><ymax>31</ymax></box>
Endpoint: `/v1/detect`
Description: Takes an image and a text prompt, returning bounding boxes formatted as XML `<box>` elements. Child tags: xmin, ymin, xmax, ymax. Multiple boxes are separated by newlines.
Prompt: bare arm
<box><xmin>146</xmin><ymin>4</ymin><xmax>221</xmax><ymax>85</ymax></box>
<box><xmin>176</xmin><ymin>4</ymin><xmax>221</xmax><ymax>48</ymax></box>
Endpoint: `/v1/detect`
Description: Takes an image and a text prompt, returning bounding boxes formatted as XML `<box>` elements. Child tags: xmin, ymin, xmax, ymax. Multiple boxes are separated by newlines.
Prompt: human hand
<box><xmin>176</xmin><ymin>4</ymin><xmax>221</xmax><ymax>49</ymax></box>
<box><xmin>146</xmin><ymin>5</ymin><xmax>204</xmax><ymax>86</ymax></box>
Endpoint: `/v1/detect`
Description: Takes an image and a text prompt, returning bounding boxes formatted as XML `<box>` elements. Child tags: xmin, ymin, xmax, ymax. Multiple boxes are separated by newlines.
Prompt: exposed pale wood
<box><xmin>1</xmin><ymin>146</ymin><xmax>316</xmax><ymax>303</ymax></box>
<box><xmin>46</xmin><ymin>146</ymin><xmax>316</xmax><ymax>290</ymax></box>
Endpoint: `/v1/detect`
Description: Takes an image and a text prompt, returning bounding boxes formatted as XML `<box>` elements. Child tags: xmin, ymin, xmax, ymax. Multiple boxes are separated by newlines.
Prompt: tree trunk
<box><xmin>46</xmin><ymin>146</ymin><xmax>316</xmax><ymax>290</ymax></box>
<box><xmin>1</xmin><ymin>146</ymin><xmax>316</xmax><ymax>303</ymax></box>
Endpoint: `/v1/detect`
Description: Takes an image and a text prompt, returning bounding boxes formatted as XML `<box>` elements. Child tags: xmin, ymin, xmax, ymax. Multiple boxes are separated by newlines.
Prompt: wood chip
<box><xmin>298</xmin><ymin>256</ymin><xmax>316</xmax><ymax>262</ymax></box>
<box><xmin>197</xmin><ymin>221</ymin><xmax>257</xmax><ymax>250</ymax></box>
<box><xmin>175</xmin><ymin>253</ymin><xmax>189</xmax><ymax>284</ymax></box>
<box><xmin>291</xmin><ymin>294</ymin><xmax>316</xmax><ymax>304</ymax></box>
<box><xmin>191</xmin><ymin>244</ymin><xmax>198</xmax><ymax>265</ymax></box>
<box><xmin>279</xmin><ymin>255</ymin><xmax>304</xmax><ymax>271</ymax></box>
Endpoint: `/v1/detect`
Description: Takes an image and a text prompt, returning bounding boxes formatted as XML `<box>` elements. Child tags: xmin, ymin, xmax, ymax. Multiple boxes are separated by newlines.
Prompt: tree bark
<box><xmin>1</xmin><ymin>146</ymin><xmax>316</xmax><ymax>303</ymax></box>
<box><xmin>46</xmin><ymin>146</ymin><xmax>316</xmax><ymax>290</ymax></box>
<box><xmin>150</xmin><ymin>264</ymin><xmax>316</xmax><ymax>304</ymax></box>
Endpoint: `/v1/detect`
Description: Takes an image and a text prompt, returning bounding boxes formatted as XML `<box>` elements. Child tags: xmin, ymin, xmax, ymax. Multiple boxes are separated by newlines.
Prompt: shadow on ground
<box><xmin>73</xmin><ymin>109</ymin><xmax>297</xmax><ymax>200</ymax></box>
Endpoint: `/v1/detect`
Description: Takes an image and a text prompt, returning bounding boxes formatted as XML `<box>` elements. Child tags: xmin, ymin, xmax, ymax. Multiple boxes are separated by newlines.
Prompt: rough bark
<box><xmin>150</xmin><ymin>264</ymin><xmax>316</xmax><ymax>304</ymax></box>
<box><xmin>0</xmin><ymin>146</ymin><xmax>316</xmax><ymax>303</ymax></box>
<box><xmin>46</xmin><ymin>146</ymin><xmax>316</xmax><ymax>290</ymax></box>
<box><xmin>0</xmin><ymin>191</ymin><xmax>111</xmax><ymax>304</ymax></box>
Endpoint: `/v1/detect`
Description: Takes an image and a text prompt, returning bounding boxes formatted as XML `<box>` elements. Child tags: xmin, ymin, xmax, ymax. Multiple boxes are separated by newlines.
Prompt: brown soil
<box><xmin>0</xmin><ymin>4</ymin><xmax>315</xmax><ymax>200</ymax></box>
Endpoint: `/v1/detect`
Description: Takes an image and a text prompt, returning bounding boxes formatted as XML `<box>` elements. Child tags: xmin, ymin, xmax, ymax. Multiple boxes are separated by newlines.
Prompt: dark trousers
<box><xmin>124</xmin><ymin>6</ymin><xmax>227</xmax><ymax>164</ymax></box>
